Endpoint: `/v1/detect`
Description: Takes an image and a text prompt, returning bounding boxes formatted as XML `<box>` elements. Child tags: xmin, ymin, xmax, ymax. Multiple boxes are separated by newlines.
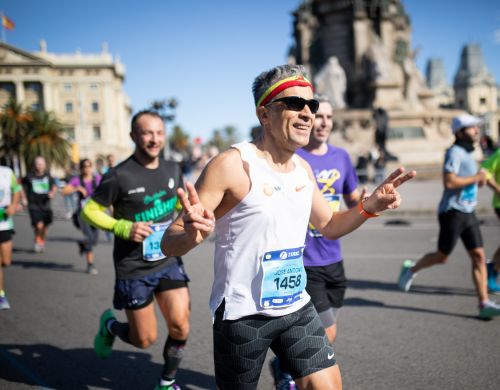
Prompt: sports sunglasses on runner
<box><xmin>266</xmin><ymin>96</ymin><xmax>320</xmax><ymax>114</ymax></box>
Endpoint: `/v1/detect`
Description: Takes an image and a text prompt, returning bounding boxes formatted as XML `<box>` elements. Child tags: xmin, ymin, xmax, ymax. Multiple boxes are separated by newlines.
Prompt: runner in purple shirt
<box><xmin>62</xmin><ymin>158</ymin><xmax>101</xmax><ymax>274</ymax></box>
<box><xmin>296</xmin><ymin>95</ymin><xmax>360</xmax><ymax>343</ymax></box>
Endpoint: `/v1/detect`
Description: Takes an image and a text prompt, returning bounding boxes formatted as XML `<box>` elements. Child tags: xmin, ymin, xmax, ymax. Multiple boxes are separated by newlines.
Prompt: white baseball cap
<box><xmin>451</xmin><ymin>114</ymin><xmax>482</xmax><ymax>134</ymax></box>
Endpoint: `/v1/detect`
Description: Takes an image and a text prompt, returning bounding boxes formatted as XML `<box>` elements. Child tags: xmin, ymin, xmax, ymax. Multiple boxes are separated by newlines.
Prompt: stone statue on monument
<box><xmin>402</xmin><ymin>53</ymin><xmax>426</xmax><ymax>110</ymax></box>
<box><xmin>364</xmin><ymin>35</ymin><xmax>397</xmax><ymax>85</ymax></box>
<box><xmin>314</xmin><ymin>56</ymin><xmax>346</xmax><ymax>109</ymax></box>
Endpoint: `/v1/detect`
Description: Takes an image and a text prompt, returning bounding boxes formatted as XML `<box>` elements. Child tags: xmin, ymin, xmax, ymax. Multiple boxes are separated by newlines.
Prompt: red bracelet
<box><xmin>357</xmin><ymin>201</ymin><xmax>379</xmax><ymax>219</ymax></box>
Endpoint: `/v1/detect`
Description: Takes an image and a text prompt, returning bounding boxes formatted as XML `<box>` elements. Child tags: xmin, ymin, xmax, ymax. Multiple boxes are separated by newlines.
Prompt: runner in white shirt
<box><xmin>162</xmin><ymin>64</ymin><xmax>416</xmax><ymax>390</ymax></box>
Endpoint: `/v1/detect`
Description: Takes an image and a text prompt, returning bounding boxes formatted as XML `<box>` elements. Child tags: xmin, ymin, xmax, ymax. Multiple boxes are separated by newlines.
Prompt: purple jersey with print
<box><xmin>296</xmin><ymin>145</ymin><xmax>358</xmax><ymax>266</ymax></box>
<box><xmin>69</xmin><ymin>175</ymin><xmax>102</xmax><ymax>199</ymax></box>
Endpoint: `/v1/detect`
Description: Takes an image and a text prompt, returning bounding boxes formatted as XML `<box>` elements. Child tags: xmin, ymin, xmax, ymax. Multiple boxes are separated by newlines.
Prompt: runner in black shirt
<box><xmin>82</xmin><ymin>110</ymin><xmax>189</xmax><ymax>390</ymax></box>
<box><xmin>22</xmin><ymin>156</ymin><xmax>57</xmax><ymax>253</ymax></box>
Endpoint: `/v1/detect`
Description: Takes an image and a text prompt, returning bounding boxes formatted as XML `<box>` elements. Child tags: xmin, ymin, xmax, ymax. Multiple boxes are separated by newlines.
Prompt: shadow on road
<box><xmin>0</xmin><ymin>344</ymin><xmax>215</xmax><ymax>389</ymax></box>
<box><xmin>344</xmin><ymin>297</ymin><xmax>482</xmax><ymax>320</ymax></box>
<box><xmin>347</xmin><ymin>278</ymin><xmax>475</xmax><ymax>297</ymax></box>
<box><xmin>9</xmin><ymin>259</ymin><xmax>78</xmax><ymax>273</ymax></box>
<box><xmin>46</xmin><ymin>235</ymin><xmax>80</xmax><ymax>243</ymax></box>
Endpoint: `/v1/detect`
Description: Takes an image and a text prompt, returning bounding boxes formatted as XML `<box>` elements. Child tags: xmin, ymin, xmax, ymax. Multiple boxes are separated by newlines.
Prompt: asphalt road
<box><xmin>0</xmin><ymin>207</ymin><xmax>499</xmax><ymax>389</ymax></box>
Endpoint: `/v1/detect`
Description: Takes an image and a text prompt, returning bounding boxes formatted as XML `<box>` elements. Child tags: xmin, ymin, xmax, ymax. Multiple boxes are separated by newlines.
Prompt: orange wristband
<box><xmin>357</xmin><ymin>201</ymin><xmax>379</xmax><ymax>219</ymax></box>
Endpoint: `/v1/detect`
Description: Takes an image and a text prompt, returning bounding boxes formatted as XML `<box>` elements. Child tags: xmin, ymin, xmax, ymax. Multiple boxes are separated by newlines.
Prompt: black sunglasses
<box><xmin>267</xmin><ymin>96</ymin><xmax>320</xmax><ymax>114</ymax></box>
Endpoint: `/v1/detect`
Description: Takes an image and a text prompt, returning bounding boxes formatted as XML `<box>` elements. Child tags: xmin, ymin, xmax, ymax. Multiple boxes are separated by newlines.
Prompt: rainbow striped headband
<box><xmin>256</xmin><ymin>75</ymin><xmax>313</xmax><ymax>107</ymax></box>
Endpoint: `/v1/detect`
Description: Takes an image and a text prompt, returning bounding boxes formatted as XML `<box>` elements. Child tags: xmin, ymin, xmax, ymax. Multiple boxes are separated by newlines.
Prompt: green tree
<box><xmin>208</xmin><ymin>125</ymin><xmax>239</xmax><ymax>151</ymax></box>
<box><xmin>170</xmin><ymin>124</ymin><xmax>190</xmax><ymax>153</ymax></box>
<box><xmin>22</xmin><ymin>110</ymin><xmax>70</xmax><ymax>170</ymax></box>
<box><xmin>0</xmin><ymin>98</ymin><xmax>30</xmax><ymax>174</ymax></box>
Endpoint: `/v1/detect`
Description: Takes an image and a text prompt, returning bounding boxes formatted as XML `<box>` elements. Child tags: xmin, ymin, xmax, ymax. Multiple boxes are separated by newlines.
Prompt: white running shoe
<box><xmin>398</xmin><ymin>260</ymin><xmax>416</xmax><ymax>292</ymax></box>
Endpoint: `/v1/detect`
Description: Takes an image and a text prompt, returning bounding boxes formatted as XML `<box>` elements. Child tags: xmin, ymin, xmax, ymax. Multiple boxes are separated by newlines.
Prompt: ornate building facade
<box><xmin>0</xmin><ymin>40</ymin><xmax>132</xmax><ymax>167</ymax></box>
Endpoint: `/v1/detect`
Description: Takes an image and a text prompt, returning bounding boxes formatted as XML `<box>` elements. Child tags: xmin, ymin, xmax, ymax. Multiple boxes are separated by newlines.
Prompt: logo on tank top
<box><xmin>168</xmin><ymin>178</ymin><xmax>174</xmax><ymax>189</ymax></box>
<box><xmin>262</xmin><ymin>182</ymin><xmax>281</xmax><ymax>196</ymax></box>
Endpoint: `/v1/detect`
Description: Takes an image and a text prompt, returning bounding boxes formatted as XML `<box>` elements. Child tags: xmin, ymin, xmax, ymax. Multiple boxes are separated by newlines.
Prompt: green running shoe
<box><xmin>94</xmin><ymin>309</ymin><xmax>116</xmax><ymax>359</ymax></box>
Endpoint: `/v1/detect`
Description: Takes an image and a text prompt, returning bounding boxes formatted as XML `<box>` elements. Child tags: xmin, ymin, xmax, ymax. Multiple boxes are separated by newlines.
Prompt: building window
<box><xmin>480</xmin><ymin>97</ymin><xmax>487</xmax><ymax>105</ymax></box>
<box><xmin>91</xmin><ymin>101</ymin><xmax>99</xmax><ymax>113</ymax></box>
<box><xmin>64</xmin><ymin>127</ymin><xmax>75</xmax><ymax>141</ymax></box>
<box><xmin>63</xmin><ymin>84</ymin><xmax>72</xmax><ymax>92</ymax></box>
<box><xmin>90</xmin><ymin>83</ymin><xmax>98</xmax><ymax>90</ymax></box>
<box><xmin>65</xmin><ymin>102</ymin><xmax>73</xmax><ymax>113</ymax></box>
<box><xmin>93</xmin><ymin>125</ymin><xmax>101</xmax><ymax>140</ymax></box>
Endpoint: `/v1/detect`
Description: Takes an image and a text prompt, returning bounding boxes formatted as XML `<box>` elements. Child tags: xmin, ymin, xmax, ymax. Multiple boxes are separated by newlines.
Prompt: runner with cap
<box><xmin>398</xmin><ymin>113</ymin><xmax>500</xmax><ymax>318</ymax></box>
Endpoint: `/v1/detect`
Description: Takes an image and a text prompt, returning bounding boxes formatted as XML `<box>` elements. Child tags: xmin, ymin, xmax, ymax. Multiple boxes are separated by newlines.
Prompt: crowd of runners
<box><xmin>0</xmin><ymin>64</ymin><xmax>499</xmax><ymax>390</ymax></box>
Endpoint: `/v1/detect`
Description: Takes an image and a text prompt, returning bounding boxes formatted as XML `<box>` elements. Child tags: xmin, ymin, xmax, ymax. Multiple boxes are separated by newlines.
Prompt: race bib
<box><xmin>142</xmin><ymin>222</ymin><xmax>171</xmax><ymax>261</ymax></box>
<box><xmin>32</xmin><ymin>178</ymin><xmax>50</xmax><ymax>194</ymax></box>
<box><xmin>260</xmin><ymin>246</ymin><xmax>306</xmax><ymax>308</ymax></box>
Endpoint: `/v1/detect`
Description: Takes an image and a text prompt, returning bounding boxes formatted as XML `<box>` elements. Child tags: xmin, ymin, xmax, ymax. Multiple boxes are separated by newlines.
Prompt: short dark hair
<box><xmin>79</xmin><ymin>158</ymin><xmax>91</xmax><ymax>170</ymax></box>
<box><xmin>131</xmin><ymin>110</ymin><xmax>163</xmax><ymax>133</ymax></box>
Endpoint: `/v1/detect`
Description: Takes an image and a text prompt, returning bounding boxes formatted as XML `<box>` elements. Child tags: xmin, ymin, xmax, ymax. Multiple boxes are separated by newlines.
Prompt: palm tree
<box><xmin>22</xmin><ymin>110</ymin><xmax>70</xmax><ymax>170</ymax></box>
<box><xmin>0</xmin><ymin>98</ymin><xmax>31</xmax><ymax>174</ymax></box>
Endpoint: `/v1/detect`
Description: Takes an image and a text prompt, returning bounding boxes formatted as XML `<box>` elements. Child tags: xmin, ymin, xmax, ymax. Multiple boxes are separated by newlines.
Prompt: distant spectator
<box><xmin>373</xmin><ymin>149</ymin><xmax>387</xmax><ymax>184</ymax></box>
<box><xmin>356</xmin><ymin>152</ymin><xmax>370</xmax><ymax>184</ymax></box>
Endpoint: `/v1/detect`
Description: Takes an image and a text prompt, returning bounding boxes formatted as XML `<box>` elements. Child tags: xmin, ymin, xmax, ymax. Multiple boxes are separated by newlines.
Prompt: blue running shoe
<box><xmin>270</xmin><ymin>357</ymin><xmax>296</xmax><ymax>390</ymax></box>
<box><xmin>487</xmin><ymin>262</ymin><xmax>500</xmax><ymax>294</ymax></box>
<box><xmin>0</xmin><ymin>295</ymin><xmax>10</xmax><ymax>310</ymax></box>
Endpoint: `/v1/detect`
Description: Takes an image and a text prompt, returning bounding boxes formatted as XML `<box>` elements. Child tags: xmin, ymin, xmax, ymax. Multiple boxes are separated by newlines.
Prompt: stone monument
<box><xmin>288</xmin><ymin>0</ymin><xmax>468</xmax><ymax>169</ymax></box>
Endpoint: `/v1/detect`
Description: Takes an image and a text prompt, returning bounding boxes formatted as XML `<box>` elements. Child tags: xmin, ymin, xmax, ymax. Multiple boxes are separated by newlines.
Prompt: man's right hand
<box><xmin>178</xmin><ymin>182</ymin><xmax>215</xmax><ymax>242</ymax></box>
<box><xmin>129</xmin><ymin>221</ymin><xmax>153</xmax><ymax>243</ymax></box>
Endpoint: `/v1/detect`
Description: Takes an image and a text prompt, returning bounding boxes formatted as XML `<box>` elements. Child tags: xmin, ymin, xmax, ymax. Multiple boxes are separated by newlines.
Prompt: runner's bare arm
<box><xmin>309</xmin><ymin>163</ymin><xmax>416</xmax><ymax>239</ymax></box>
<box><xmin>444</xmin><ymin>171</ymin><xmax>486</xmax><ymax>190</ymax></box>
<box><xmin>162</xmin><ymin>150</ymin><xmax>244</xmax><ymax>256</ymax></box>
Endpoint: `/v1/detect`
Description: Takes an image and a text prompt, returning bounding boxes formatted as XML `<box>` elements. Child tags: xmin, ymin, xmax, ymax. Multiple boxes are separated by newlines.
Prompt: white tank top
<box><xmin>210</xmin><ymin>141</ymin><xmax>314</xmax><ymax>320</ymax></box>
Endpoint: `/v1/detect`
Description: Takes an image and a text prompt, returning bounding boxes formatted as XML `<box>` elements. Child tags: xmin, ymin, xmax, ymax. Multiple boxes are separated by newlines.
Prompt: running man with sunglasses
<box><xmin>162</xmin><ymin>64</ymin><xmax>416</xmax><ymax>390</ymax></box>
<box><xmin>269</xmin><ymin>94</ymin><xmax>361</xmax><ymax>389</ymax></box>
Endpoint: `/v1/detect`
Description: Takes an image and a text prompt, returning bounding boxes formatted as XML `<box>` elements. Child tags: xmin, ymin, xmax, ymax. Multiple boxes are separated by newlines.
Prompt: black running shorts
<box><xmin>305</xmin><ymin>261</ymin><xmax>347</xmax><ymax>313</ymax></box>
<box><xmin>438</xmin><ymin>210</ymin><xmax>483</xmax><ymax>255</ymax></box>
<box><xmin>0</xmin><ymin>229</ymin><xmax>13</xmax><ymax>244</ymax></box>
<box><xmin>28</xmin><ymin>209</ymin><xmax>53</xmax><ymax>227</ymax></box>
<box><xmin>113</xmin><ymin>258</ymin><xmax>189</xmax><ymax>310</ymax></box>
<box><xmin>213</xmin><ymin>301</ymin><xmax>336</xmax><ymax>390</ymax></box>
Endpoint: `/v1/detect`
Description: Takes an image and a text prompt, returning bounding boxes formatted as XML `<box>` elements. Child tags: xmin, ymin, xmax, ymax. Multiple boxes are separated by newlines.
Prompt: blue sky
<box><xmin>3</xmin><ymin>0</ymin><xmax>500</xmax><ymax>142</ymax></box>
